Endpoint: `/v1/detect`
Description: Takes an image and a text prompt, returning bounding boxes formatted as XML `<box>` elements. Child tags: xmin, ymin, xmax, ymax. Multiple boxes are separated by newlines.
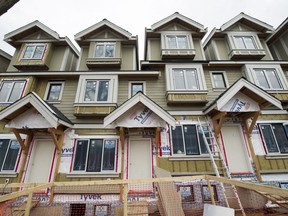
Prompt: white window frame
<box><xmin>0</xmin><ymin>139</ymin><xmax>21</xmax><ymax>173</ymax></box>
<box><xmin>71</xmin><ymin>138</ymin><xmax>118</xmax><ymax>174</ymax></box>
<box><xmin>94</xmin><ymin>42</ymin><xmax>116</xmax><ymax>58</ymax></box>
<box><xmin>170</xmin><ymin>123</ymin><xmax>209</xmax><ymax>157</ymax></box>
<box><xmin>44</xmin><ymin>81</ymin><xmax>65</xmax><ymax>102</ymax></box>
<box><xmin>161</xmin><ymin>33</ymin><xmax>194</xmax><ymax>50</ymax></box>
<box><xmin>210</xmin><ymin>71</ymin><xmax>228</xmax><ymax>90</ymax></box>
<box><xmin>227</xmin><ymin>32</ymin><xmax>263</xmax><ymax>50</ymax></box>
<box><xmin>21</xmin><ymin>43</ymin><xmax>47</xmax><ymax>60</ymax></box>
<box><xmin>166</xmin><ymin>64</ymin><xmax>207</xmax><ymax>92</ymax></box>
<box><xmin>128</xmin><ymin>81</ymin><xmax>146</xmax><ymax>97</ymax></box>
<box><xmin>244</xmin><ymin>64</ymin><xmax>288</xmax><ymax>91</ymax></box>
<box><xmin>0</xmin><ymin>79</ymin><xmax>26</xmax><ymax>103</ymax></box>
<box><xmin>74</xmin><ymin>75</ymin><xmax>118</xmax><ymax>104</ymax></box>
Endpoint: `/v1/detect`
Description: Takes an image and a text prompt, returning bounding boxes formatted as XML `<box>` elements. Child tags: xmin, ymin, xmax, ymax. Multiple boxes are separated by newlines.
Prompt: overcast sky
<box><xmin>0</xmin><ymin>0</ymin><xmax>287</xmax><ymax>60</ymax></box>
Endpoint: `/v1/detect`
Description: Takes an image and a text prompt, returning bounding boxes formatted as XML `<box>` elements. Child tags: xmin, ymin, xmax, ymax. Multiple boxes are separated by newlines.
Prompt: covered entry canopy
<box><xmin>0</xmin><ymin>92</ymin><xmax>72</xmax><ymax>129</ymax></box>
<box><xmin>204</xmin><ymin>77</ymin><xmax>283</xmax><ymax>116</ymax></box>
<box><xmin>104</xmin><ymin>92</ymin><xmax>176</xmax><ymax>128</ymax></box>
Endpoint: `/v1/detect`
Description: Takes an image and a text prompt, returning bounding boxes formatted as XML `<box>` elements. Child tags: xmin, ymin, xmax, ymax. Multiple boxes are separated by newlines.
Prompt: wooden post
<box><xmin>212</xmin><ymin>112</ymin><xmax>227</xmax><ymax>137</ymax></box>
<box><xmin>123</xmin><ymin>183</ymin><xmax>128</xmax><ymax>216</ymax></box>
<box><xmin>243</xmin><ymin>113</ymin><xmax>262</xmax><ymax>182</ymax></box>
<box><xmin>49</xmin><ymin>129</ymin><xmax>65</xmax><ymax>203</ymax></box>
<box><xmin>155</xmin><ymin>127</ymin><xmax>161</xmax><ymax>166</ymax></box>
<box><xmin>119</xmin><ymin>127</ymin><xmax>125</xmax><ymax>202</ymax></box>
<box><xmin>25</xmin><ymin>192</ymin><xmax>33</xmax><ymax>216</ymax></box>
<box><xmin>207</xmin><ymin>180</ymin><xmax>216</xmax><ymax>205</ymax></box>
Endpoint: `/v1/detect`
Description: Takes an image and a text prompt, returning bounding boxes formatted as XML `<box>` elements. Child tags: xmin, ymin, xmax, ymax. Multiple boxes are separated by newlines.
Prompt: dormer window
<box><xmin>22</xmin><ymin>44</ymin><xmax>46</xmax><ymax>60</ymax></box>
<box><xmin>227</xmin><ymin>32</ymin><xmax>265</xmax><ymax>60</ymax></box>
<box><xmin>166</xmin><ymin>35</ymin><xmax>189</xmax><ymax>49</ymax></box>
<box><xmin>95</xmin><ymin>42</ymin><xmax>115</xmax><ymax>58</ymax></box>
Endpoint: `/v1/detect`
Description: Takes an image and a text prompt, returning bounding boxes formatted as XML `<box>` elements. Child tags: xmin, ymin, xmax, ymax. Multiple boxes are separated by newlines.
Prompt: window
<box><xmin>254</xmin><ymin>69</ymin><xmax>283</xmax><ymax>90</ymax></box>
<box><xmin>95</xmin><ymin>205</ymin><xmax>110</xmax><ymax>216</ymax></box>
<box><xmin>171</xmin><ymin>124</ymin><xmax>208</xmax><ymax>155</ymax></box>
<box><xmin>166</xmin><ymin>35</ymin><xmax>189</xmax><ymax>49</ymax></box>
<box><xmin>202</xmin><ymin>185</ymin><xmax>218</xmax><ymax>202</ymax></box>
<box><xmin>22</xmin><ymin>44</ymin><xmax>46</xmax><ymax>60</ymax></box>
<box><xmin>73</xmin><ymin>139</ymin><xmax>117</xmax><ymax>172</ymax></box>
<box><xmin>129</xmin><ymin>81</ymin><xmax>145</xmax><ymax>97</ymax></box>
<box><xmin>45</xmin><ymin>81</ymin><xmax>64</xmax><ymax>101</ymax></box>
<box><xmin>211</xmin><ymin>72</ymin><xmax>227</xmax><ymax>89</ymax></box>
<box><xmin>245</xmin><ymin>65</ymin><xmax>287</xmax><ymax>91</ymax></box>
<box><xmin>70</xmin><ymin>204</ymin><xmax>86</xmax><ymax>216</ymax></box>
<box><xmin>166</xmin><ymin>64</ymin><xmax>206</xmax><ymax>91</ymax></box>
<box><xmin>259</xmin><ymin>123</ymin><xmax>288</xmax><ymax>154</ymax></box>
<box><xmin>95</xmin><ymin>43</ymin><xmax>115</xmax><ymax>58</ymax></box>
<box><xmin>0</xmin><ymin>139</ymin><xmax>21</xmax><ymax>172</ymax></box>
<box><xmin>173</xmin><ymin>69</ymin><xmax>199</xmax><ymax>90</ymax></box>
<box><xmin>234</xmin><ymin>36</ymin><xmax>257</xmax><ymax>49</ymax></box>
<box><xmin>84</xmin><ymin>80</ymin><xmax>109</xmax><ymax>102</ymax></box>
<box><xmin>0</xmin><ymin>80</ymin><xmax>26</xmax><ymax>103</ymax></box>
<box><xmin>178</xmin><ymin>185</ymin><xmax>195</xmax><ymax>202</ymax></box>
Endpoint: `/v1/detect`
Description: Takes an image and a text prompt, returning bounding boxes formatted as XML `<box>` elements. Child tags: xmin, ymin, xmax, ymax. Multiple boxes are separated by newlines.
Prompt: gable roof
<box><xmin>4</xmin><ymin>20</ymin><xmax>79</xmax><ymax>56</ymax></box>
<box><xmin>0</xmin><ymin>92</ymin><xmax>72</xmax><ymax>128</ymax></box>
<box><xmin>151</xmin><ymin>12</ymin><xmax>207</xmax><ymax>33</ymax></box>
<box><xmin>0</xmin><ymin>49</ymin><xmax>12</xmax><ymax>61</ymax></box>
<box><xmin>204</xmin><ymin>77</ymin><xmax>282</xmax><ymax>114</ymax></box>
<box><xmin>104</xmin><ymin>92</ymin><xmax>176</xmax><ymax>128</ymax></box>
<box><xmin>267</xmin><ymin>17</ymin><xmax>288</xmax><ymax>44</ymax></box>
<box><xmin>75</xmin><ymin>19</ymin><xmax>133</xmax><ymax>41</ymax></box>
<box><xmin>220</xmin><ymin>12</ymin><xmax>274</xmax><ymax>32</ymax></box>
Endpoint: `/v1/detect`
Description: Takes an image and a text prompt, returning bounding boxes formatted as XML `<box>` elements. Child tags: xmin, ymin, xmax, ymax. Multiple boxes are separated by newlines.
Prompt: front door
<box><xmin>221</xmin><ymin>125</ymin><xmax>252</xmax><ymax>174</ymax></box>
<box><xmin>129</xmin><ymin>138</ymin><xmax>152</xmax><ymax>180</ymax></box>
<box><xmin>26</xmin><ymin>140</ymin><xmax>55</xmax><ymax>183</ymax></box>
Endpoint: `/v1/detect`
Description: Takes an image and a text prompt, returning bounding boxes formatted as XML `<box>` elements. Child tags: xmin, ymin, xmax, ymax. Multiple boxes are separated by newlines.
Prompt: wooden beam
<box><xmin>205</xmin><ymin>176</ymin><xmax>288</xmax><ymax>197</ymax></box>
<box><xmin>207</xmin><ymin>180</ymin><xmax>216</xmax><ymax>205</ymax></box>
<box><xmin>245</xmin><ymin>111</ymin><xmax>260</xmax><ymax>135</ymax></box>
<box><xmin>25</xmin><ymin>192</ymin><xmax>33</xmax><ymax>216</ymax></box>
<box><xmin>11</xmin><ymin>128</ymin><xmax>26</xmax><ymax>152</ymax></box>
<box><xmin>212</xmin><ymin>112</ymin><xmax>227</xmax><ymax>137</ymax></box>
<box><xmin>47</xmin><ymin>128</ymin><xmax>64</xmax><ymax>136</ymax></box>
<box><xmin>48</xmin><ymin>128</ymin><xmax>61</xmax><ymax>151</ymax></box>
<box><xmin>119</xmin><ymin>127</ymin><xmax>125</xmax><ymax>202</ymax></box>
<box><xmin>123</xmin><ymin>183</ymin><xmax>128</xmax><ymax>216</ymax></box>
<box><xmin>0</xmin><ymin>183</ymin><xmax>52</xmax><ymax>203</ymax></box>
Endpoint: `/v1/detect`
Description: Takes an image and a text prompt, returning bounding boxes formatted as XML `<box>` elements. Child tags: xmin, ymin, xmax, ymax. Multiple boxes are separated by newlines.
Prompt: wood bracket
<box><xmin>211</xmin><ymin>112</ymin><xmax>227</xmax><ymax>137</ymax></box>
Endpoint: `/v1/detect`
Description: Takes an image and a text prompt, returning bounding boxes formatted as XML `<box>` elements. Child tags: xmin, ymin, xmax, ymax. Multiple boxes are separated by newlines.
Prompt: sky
<box><xmin>0</xmin><ymin>0</ymin><xmax>287</xmax><ymax>60</ymax></box>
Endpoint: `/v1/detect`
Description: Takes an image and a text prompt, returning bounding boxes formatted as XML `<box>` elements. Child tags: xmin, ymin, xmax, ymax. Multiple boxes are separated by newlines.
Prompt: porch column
<box><xmin>242</xmin><ymin>112</ymin><xmax>262</xmax><ymax>182</ymax></box>
<box><xmin>119</xmin><ymin>127</ymin><xmax>125</xmax><ymax>202</ymax></box>
<box><xmin>155</xmin><ymin>127</ymin><xmax>161</xmax><ymax>166</ymax></box>
<box><xmin>11</xmin><ymin>129</ymin><xmax>33</xmax><ymax>183</ymax></box>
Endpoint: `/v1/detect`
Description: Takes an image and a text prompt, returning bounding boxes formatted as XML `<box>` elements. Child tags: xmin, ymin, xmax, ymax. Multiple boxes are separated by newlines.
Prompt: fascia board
<box><xmin>202</xmin><ymin>27</ymin><xmax>217</xmax><ymax>48</ymax></box>
<box><xmin>75</xmin><ymin>20</ymin><xmax>132</xmax><ymax>40</ymax></box>
<box><xmin>4</xmin><ymin>20</ymin><xmax>60</xmax><ymax>41</ymax></box>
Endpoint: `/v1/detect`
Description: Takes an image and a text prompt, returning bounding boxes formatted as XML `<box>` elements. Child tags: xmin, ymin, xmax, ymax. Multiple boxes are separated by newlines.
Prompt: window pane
<box><xmin>84</xmin><ymin>81</ymin><xmax>97</xmax><ymax>101</ymax></box>
<box><xmin>173</xmin><ymin>70</ymin><xmax>186</xmax><ymax>89</ymax></box>
<box><xmin>32</xmin><ymin>45</ymin><xmax>45</xmax><ymax>59</ymax></box>
<box><xmin>260</xmin><ymin>125</ymin><xmax>279</xmax><ymax>153</ymax></box>
<box><xmin>255</xmin><ymin>70</ymin><xmax>269</xmax><ymax>89</ymax></box>
<box><xmin>177</xmin><ymin>36</ymin><xmax>188</xmax><ymax>49</ymax></box>
<box><xmin>186</xmin><ymin>70</ymin><xmax>199</xmax><ymax>90</ymax></box>
<box><xmin>0</xmin><ymin>139</ymin><xmax>10</xmax><ymax>170</ymax></box>
<box><xmin>73</xmin><ymin>140</ymin><xmax>88</xmax><ymax>171</ymax></box>
<box><xmin>172</xmin><ymin>126</ymin><xmax>185</xmax><ymax>154</ymax></box>
<box><xmin>105</xmin><ymin>44</ymin><xmax>115</xmax><ymax>57</ymax></box>
<box><xmin>243</xmin><ymin>37</ymin><xmax>256</xmax><ymax>49</ymax></box>
<box><xmin>3</xmin><ymin>140</ymin><xmax>20</xmax><ymax>171</ymax></box>
<box><xmin>0</xmin><ymin>82</ymin><xmax>12</xmax><ymax>102</ymax></box>
<box><xmin>95</xmin><ymin>45</ymin><xmax>104</xmax><ymax>57</ymax></box>
<box><xmin>47</xmin><ymin>83</ymin><xmax>62</xmax><ymax>100</ymax></box>
<box><xmin>23</xmin><ymin>46</ymin><xmax>34</xmax><ymax>58</ymax></box>
<box><xmin>97</xmin><ymin>81</ymin><xmax>109</xmax><ymax>101</ymax></box>
<box><xmin>198</xmin><ymin>126</ymin><xmax>209</xmax><ymax>154</ymax></box>
<box><xmin>167</xmin><ymin>36</ymin><xmax>177</xmax><ymax>49</ymax></box>
<box><xmin>87</xmin><ymin>139</ymin><xmax>103</xmax><ymax>172</ymax></box>
<box><xmin>212</xmin><ymin>73</ymin><xmax>226</xmax><ymax>88</ymax></box>
<box><xmin>8</xmin><ymin>82</ymin><xmax>25</xmax><ymax>102</ymax></box>
<box><xmin>102</xmin><ymin>140</ymin><xmax>116</xmax><ymax>170</ymax></box>
<box><xmin>234</xmin><ymin>37</ymin><xmax>245</xmax><ymax>49</ymax></box>
<box><xmin>266</xmin><ymin>69</ymin><xmax>282</xmax><ymax>89</ymax></box>
<box><xmin>272</xmin><ymin>124</ymin><xmax>288</xmax><ymax>153</ymax></box>
<box><xmin>131</xmin><ymin>83</ymin><xmax>143</xmax><ymax>96</ymax></box>
<box><xmin>183</xmin><ymin>125</ymin><xmax>199</xmax><ymax>155</ymax></box>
